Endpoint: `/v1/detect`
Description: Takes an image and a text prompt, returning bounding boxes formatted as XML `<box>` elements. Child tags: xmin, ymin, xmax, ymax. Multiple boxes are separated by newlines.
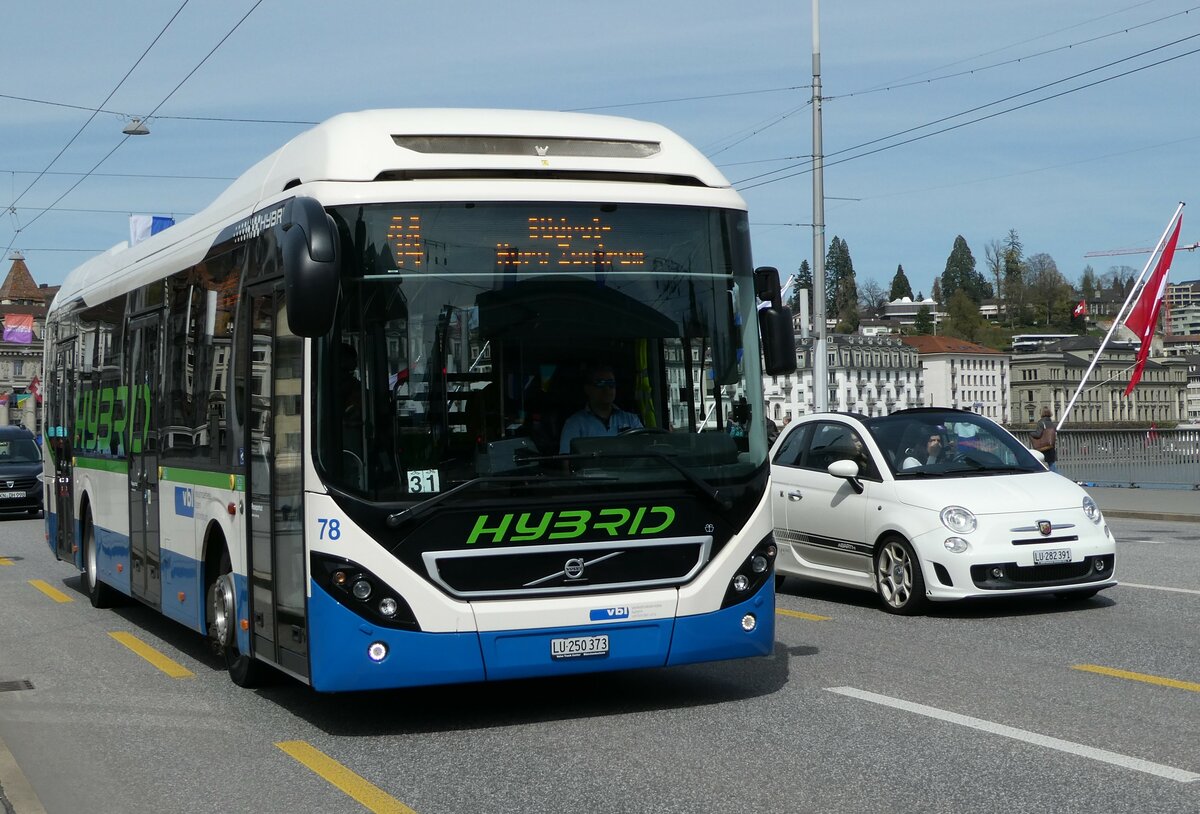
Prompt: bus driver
<box><xmin>558</xmin><ymin>363</ymin><xmax>643</xmax><ymax>453</ymax></box>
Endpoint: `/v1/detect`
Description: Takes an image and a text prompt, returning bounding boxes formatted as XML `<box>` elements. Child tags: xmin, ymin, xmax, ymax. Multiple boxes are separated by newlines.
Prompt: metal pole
<box><xmin>1056</xmin><ymin>201</ymin><xmax>1185</xmax><ymax>431</ymax></box>
<box><xmin>811</xmin><ymin>0</ymin><xmax>828</xmax><ymax>412</ymax></box>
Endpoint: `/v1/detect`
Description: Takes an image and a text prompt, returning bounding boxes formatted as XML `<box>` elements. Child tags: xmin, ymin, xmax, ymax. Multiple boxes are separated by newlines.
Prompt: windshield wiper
<box><xmin>523</xmin><ymin>451</ymin><xmax>733</xmax><ymax>511</ymax></box>
<box><xmin>385</xmin><ymin>474</ymin><xmax>593</xmax><ymax>528</ymax></box>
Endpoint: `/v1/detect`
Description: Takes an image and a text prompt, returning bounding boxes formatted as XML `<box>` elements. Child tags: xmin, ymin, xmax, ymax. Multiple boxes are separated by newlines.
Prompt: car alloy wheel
<box><xmin>874</xmin><ymin>536</ymin><xmax>926</xmax><ymax>615</ymax></box>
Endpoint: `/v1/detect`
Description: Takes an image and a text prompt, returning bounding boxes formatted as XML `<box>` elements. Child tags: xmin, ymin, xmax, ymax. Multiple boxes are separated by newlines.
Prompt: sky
<box><xmin>4</xmin><ymin>0</ymin><xmax>1200</xmax><ymax>298</ymax></box>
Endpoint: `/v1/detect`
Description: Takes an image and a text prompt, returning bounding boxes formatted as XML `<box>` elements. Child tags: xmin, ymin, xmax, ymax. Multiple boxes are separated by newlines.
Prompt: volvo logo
<box><xmin>534</xmin><ymin>145</ymin><xmax>550</xmax><ymax>156</ymax></box>
<box><xmin>1037</xmin><ymin>520</ymin><xmax>1053</xmax><ymax>536</ymax></box>
<box><xmin>564</xmin><ymin>558</ymin><xmax>586</xmax><ymax>579</ymax></box>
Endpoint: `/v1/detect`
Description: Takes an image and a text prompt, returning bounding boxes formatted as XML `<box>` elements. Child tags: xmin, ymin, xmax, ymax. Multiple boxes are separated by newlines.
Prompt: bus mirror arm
<box><xmin>281</xmin><ymin>196</ymin><xmax>340</xmax><ymax>338</ymax></box>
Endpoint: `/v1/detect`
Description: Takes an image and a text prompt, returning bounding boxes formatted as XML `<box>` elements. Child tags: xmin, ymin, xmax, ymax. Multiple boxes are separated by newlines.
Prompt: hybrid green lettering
<box><xmin>466</xmin><ymin>506</ymin><xmax>676</xmax><ymax>545</ymax></box>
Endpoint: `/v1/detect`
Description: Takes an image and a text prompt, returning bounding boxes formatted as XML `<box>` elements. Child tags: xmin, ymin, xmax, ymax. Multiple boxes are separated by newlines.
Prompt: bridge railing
<box><xmin>1021</xmin><ymin>427</ymin><xmax>1200</xmax><ymax>489</ymax></box>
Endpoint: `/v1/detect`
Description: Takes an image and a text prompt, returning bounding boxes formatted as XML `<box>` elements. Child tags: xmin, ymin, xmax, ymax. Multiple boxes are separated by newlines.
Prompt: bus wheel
<box><xmin>82</xmin><ymin>512</ymin><xmax>118</xmax><ymax>609</ymax></box>
<box><xmin>208</xmin><ymin>550</ymin><xmax>268</xmax><ymax>688</ymax></box>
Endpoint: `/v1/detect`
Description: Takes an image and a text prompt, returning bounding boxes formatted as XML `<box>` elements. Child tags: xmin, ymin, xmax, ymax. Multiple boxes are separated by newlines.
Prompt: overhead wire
<box><xmin>3</xmin><ymin>1</ymin><xmax>191</xmax><ymax>215</ymax></box>
<box><xmin>830</xmin><ymin>3</ymin><xmax>1199</xmax><ymax>102</ymax></box>
<box><xmin>5</xmin><ymin>0</ymin><xmax>265</xmax><ymax>254</ymax></box>
<box><xmin>734</xmin><ymin>31</ymin><xmax>1200</xmax><ymax>190</ymax></box>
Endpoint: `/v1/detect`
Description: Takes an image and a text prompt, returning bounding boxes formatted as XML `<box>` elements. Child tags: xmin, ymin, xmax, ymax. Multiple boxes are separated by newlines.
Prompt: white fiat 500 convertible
<box><xmin>770</xmin><ymin>408</ymin><xmax>1116</xmax><ymax>614</ymax></box>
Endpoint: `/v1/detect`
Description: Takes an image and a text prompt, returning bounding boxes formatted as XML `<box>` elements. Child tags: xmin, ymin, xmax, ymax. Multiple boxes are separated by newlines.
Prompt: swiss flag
<box><xmin>1124</xmin><ymin>214</ymin><xmax>1182</xmax><ymax>396</ymax></box>
<box><xmin>1073</xmin><ymin>300</ymin><xmax>1088</xmax><ymax>318</ymax></box>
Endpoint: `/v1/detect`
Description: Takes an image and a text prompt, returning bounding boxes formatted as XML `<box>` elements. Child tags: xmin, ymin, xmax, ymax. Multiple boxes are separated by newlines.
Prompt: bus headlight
<box><xmin>352</xmin><ymin>579</ymin><xmax>372</xmax><ymax>600</ymax></box>
<box><xmin>378</xmin><ymin>597</ymin><xmax>398</xmax><ymax>617</ymax></box>
<box><xmin>367</xmin><ymin>642</ymin><xmax>388</xmax><ymax>662</ymax></box>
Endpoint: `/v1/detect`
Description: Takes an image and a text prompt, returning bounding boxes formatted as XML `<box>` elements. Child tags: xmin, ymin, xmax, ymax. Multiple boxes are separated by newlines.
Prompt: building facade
<box><xmin>1185</xmin><ymin>354</ymin><xmax>1200</xmax><ymax>426</ymax></box>
<box><xmin>1009</xmin><ymin>336</ymin><xmax>1187</xmax><ymax>426</ymax></box>
<box><xmin>0</xmin><ymin>252</ymin><xmax>55</xmax><ymax>435</ymax></box>
<box><xmin>900</xmin><ymin>335</ymin><xmax>1011</xmax><ymax>422</ymax></box>
<box><xmin>763</xmin><ymin>334</ymin><xmax>924</xmax><ymax>426</ymax></box>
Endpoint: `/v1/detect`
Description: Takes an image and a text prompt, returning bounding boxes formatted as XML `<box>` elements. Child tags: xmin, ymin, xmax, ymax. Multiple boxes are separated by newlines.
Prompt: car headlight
<box><xmin>940</xmin><ymin>505</ymin><xmax>977</xmax><ymax>534</ymax></box>
<box><xmin>1082</xmin><ymin>496</ymin><xmax>1101</xmax><ymax>523</ymax></box>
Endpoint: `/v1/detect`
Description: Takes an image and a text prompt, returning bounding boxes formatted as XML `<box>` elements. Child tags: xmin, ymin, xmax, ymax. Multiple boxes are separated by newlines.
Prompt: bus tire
<box><xmin>208</xmin><ymin>548</ymin><xmax>269</xmax><ymax>688</ymax></box>
<box><xmin>81</xmin><ymin>511</ymin><xmax>119</xmax><ymax>609</ymax></box>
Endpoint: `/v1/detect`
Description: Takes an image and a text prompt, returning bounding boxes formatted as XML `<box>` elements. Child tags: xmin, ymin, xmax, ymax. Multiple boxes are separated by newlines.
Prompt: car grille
<box><xmin>0</xmin><ymin>475</ymin><xmax>38</xmax><ymax>490</ymax></box>
<box><xmin>970</xmin><ymin>554</ymin><xmax>1113</xmax><ymax>590</ymax></box>
<box><xmin>1010</xmin><ymin>535</ymin><xmax>1079</xmax><ymax>546</ymax></box>
<box><xmin>421</xmin><ymin>535</ymin><xmax>711</xmax><ymax>599</ymax></box>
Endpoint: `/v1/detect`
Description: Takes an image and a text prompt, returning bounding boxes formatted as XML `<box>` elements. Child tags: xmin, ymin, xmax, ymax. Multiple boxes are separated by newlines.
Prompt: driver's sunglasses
<box><xmin>590</xmin><ymin>378</ymin><xmax>616</xmax><ymax>388</ymax></box>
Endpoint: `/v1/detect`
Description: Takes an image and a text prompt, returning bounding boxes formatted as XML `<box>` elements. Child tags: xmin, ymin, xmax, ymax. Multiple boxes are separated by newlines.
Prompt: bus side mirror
<box><xmin>754</xmin><ymin>266</ymin><xmax>796</xmax><ymax>375</ymax></box>
<box><xmin>282</xmin><ymin>196</ymin><xmax>340</xmax><ymax>337</ymax></box>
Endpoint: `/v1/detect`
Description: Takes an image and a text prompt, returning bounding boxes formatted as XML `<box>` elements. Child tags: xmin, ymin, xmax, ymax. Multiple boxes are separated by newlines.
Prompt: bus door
<box><xmin>127</xmin><ymin>314</ymin><xmax>162</xmax><ymax>608</ymax></box>
<box><xmin>244</xmin><ymin>282</ymin><xmax>308</xmax><ymax>679</ymax></box>
<box><xmin>51</xmin><ymin>340</ymin><xmax>75</xmax><ymax>562</ymax></box>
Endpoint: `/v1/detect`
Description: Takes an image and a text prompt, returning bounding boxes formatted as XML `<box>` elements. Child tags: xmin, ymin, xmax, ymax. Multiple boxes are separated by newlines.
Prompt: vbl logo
<box><xmin>175</xmin><ymin>487</ymin><xmax>195</xmax><ymax>518</ymax></box>
<box><xmin>589</xmin><ymin>607</ymin><xmax>630</xmax><ymax>621</ymax></box>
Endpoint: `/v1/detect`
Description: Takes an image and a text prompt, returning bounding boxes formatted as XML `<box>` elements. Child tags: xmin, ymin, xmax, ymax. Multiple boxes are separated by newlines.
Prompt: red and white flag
<box><xmin>1073</xmin><ymin>299</ymin><xmax>1088</xmax><ymax>318</ymax></box>
<box><xmin>1123</xmin><ymin>214</ymin><xmax>1182</xmax><ymax>396</ymax></box>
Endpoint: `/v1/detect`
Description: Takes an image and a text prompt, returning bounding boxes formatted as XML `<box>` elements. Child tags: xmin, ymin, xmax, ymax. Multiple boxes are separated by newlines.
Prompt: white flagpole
<box><xmin>1056</xmin><ymin>201</ymin><xmax>1184</xmax><ymax>431</ymax></box>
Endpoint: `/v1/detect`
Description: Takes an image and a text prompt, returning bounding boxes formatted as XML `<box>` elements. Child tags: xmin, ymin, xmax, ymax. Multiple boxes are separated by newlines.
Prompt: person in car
<box><xmin>901</xmin><ymin>427</ymin><xmax>949</xmax><ymax>469</ymax></box>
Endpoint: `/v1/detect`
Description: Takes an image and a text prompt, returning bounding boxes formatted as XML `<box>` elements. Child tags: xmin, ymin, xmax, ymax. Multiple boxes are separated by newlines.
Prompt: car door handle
<box><xmin>787</xmin><ymin>490</ymin><xmax>802</xmax><ymax>501</ymax></box>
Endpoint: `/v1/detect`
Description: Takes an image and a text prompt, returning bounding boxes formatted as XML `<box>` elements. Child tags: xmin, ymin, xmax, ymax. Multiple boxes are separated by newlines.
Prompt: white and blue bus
<box><xmin>42</xmin><ymin>109</ymin><xmax>796</xmax><ymax>691</ymax></box>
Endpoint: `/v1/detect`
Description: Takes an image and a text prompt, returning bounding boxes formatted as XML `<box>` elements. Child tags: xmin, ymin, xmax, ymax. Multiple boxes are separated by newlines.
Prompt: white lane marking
<box><xmin>1119</xmin><ymin>582</ymin><xmax>1200</xmax><ymax>595</ymax></box>
<box><xmin>826</xmin><ymin>686</ymin><xmax>1200</xmax><ymax>783</ymax></box>
<box><xmin>1120</xmin><ymin>539</ymin><xmax>1168</xmax><ymax>545</ymax></box>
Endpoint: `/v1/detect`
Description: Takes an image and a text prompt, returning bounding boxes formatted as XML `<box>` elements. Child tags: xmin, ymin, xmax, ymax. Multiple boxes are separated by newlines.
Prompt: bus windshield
<box><xmin>315</xmin><ymin>201</ymin><xmax>767</xmax><ymax>508</ymax></box>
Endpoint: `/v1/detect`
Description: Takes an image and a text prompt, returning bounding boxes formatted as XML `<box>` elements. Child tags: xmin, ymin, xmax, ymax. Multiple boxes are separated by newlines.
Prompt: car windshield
<box><xmin>312</xmin><ymin>201</ymin><xmax>768</xmax><ymax>514</ymax></box>
<box><xmin>862</xmin><ymin>411</ymin><xmax>1043</xmax><ymax>476</ymax></box>
<box><xmin>0</xmin><ymin>437</ymin><xmax>41</xmax><ymax>463</ymax></box>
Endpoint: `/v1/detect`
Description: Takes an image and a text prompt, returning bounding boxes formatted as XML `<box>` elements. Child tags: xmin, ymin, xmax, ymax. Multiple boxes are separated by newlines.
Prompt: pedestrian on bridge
<box><xmin>1032</xmin><ymin>405</ymin><xmax>1058</xmax><ymax>473</ymax></box>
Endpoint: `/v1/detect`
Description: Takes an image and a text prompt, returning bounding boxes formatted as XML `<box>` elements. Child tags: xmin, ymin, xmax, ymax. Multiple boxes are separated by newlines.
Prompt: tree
<box><xmin>889</xmin><ymin>264</ymin><xmax>913</xmax><ymax>300</ymax></box>
<box><xmin>1101</xmin><ymin>265</ymin><xmax>1137</xmax><ymax>299</ymax></box>
<box><xmin>913</xmin><ymin>305</ymin><xmax>934</xmax><ymax>334</ymax></box>
<box><xmin>931</xmin><ymin>278</ymin><xmax>942</xmax><ymax>305</ymax></box>
<box><xmin>1003</xmin><ymin>229</ymin><xmax>1026</xmax><ymax>327</ymax></box>
<box><xmin>789</xmin><ymin>259</ymin><xmax>813</xmax><ymax>316</ymax></box>
<box><xmin>1079</xmin><ymin>264</ymin><xmax>1098</xmax><ymax>301</ymax></box>
<box><xmin>984</xmin><ymin>239</ymin><xmax>1004</xmax><ymax>302</ymax></box>
<box><xmin>826</xmin><ymin>236</ymin><xmax>860</xmax><ymax>332</ymax></box>
<box><xmin>858</xmin><ymin>279</ymin><xmax>888</xmax><ymax>317</ymax></box>
<box><xmin>1026</xmin><ymin>253</ymin><xmax>1072</xmax><ymax>327</ymax></box>
<box><xmin>940</xmin><ymin>235</ymin><xmax>993</xmax><ymax>304</ymax></box>
<box><xmin>943</xmin><ymin>288</ymin><xmax>983</xmax><ymax>342</ymax></box>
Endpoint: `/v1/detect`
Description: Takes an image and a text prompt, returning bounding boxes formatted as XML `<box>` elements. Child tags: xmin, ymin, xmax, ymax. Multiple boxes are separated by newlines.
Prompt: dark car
<box><xmin>0</xmin><ymin>426</ymin><xmax>44</xmax><ymax>517</ymax></box>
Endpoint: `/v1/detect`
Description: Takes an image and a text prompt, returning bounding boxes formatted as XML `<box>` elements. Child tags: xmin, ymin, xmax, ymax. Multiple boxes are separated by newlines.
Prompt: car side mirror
<box><xmin>827</xmin><ymin>458</ymin><xmax>865</xmax><ymax>493</ymax></box>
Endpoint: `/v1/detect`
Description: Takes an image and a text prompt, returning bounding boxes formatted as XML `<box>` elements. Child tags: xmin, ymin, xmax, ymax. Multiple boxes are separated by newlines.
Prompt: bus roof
<box><xmin>51</xmin><ymin>108</ymin><xmax>737</xmax><ymax>314</ymax></box>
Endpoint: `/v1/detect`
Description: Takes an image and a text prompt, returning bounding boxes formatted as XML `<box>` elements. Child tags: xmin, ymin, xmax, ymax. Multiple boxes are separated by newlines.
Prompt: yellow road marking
<box><xmin>276</xmin><ymin>741</ymin><xmax>418</xmax><ymax>814</ymax></box>
<box><xmin>0</xmin><ymin>557</ymin><xmax>14</xmax><ymax>565</ymax></box>
<box><xmin>776</xmin><ymin>608</ymin><xmax>831</xmax><ymax>621</ymax></box>
<box><xmin>1073</xmin><ymin>664</ymin><xmax>1200</xmax><ymax>694</ymax></box>
<box><xmin>108</xmin><ymin>632</ymin><xmax>194</xmax><ymax>679</ymax></box>
<box><xmin>28</xmin><ymin>579</ymin><xmax>72</xmax><ymax>603</ymax></box>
